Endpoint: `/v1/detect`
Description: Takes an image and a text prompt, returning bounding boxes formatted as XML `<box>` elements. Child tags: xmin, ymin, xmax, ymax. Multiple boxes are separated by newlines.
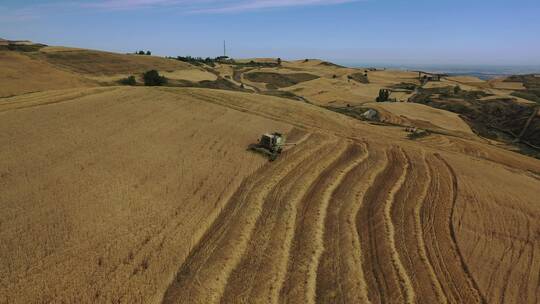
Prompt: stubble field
<box><xmin>1</xmin><ymin>85</ymin><xmax>539</xmax><ymax>303</ymax></box>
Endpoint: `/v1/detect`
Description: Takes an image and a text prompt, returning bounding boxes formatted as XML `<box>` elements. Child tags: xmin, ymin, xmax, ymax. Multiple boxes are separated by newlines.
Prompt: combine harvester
<box><xmin>248</xmin><ymin>132</ymin><xmax>296</xmax><ymax>161</ymax></box>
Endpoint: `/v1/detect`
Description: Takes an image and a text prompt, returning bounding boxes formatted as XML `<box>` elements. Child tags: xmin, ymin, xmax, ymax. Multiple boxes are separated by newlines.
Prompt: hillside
<box><xmin>0</xmin><ymin>46</ymin><xmax>200</xmax><ymax>97</ymax></box>
<box><xmin>0</xmin><ymin>51</ymin><xmax>94</xmax><ymax>97</ymax></box>
<box><xmin>1</xmin><ymin>47</ymin><xmax>540</xmax><ymax>304</ymax></box>
<box><xmin>34</xmin><ymin>47</ymin><xmax>192</xmax><ymax>75</ymax></box>
<box><xmin>214</xmin><ymin>59</ymin><xmax>540</xmax><ymax>156</ymax></box>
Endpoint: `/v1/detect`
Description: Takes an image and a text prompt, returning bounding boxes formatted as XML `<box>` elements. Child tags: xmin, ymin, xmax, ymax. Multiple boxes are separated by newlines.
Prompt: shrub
<box><xmin>146</xmin><ymin>51</ymin><xmax>151</xmax><ymax>56</ymax></box>
<box><xmin>443</xmin><ymin>103</ymin><xmax>469</xmax><ymax>113</ymax></box>
<box><xmin>143</xmin><ymin>70</ymin><xmax>167</xmax><ymax>86</ymax></box>
<box><xmin>376</xmin><ymin>89</ymin><xmax>391</xmax><ymax>102</ymax></box>
<box><xmin>119</xmin><ymin>75</ymin><xmax>136</xmax><ymax>86</ymax></box>
<box><xmin>277</xmin><ymin>58</ymin><xmax>282</xmax><ymax>66</ymax></box>
<box><xmin>454</xmin><ymin>86</ymin><xmax>461</xmax><ymax>95</ymax></box>
<box><xmin>137</xmin><ymin>50</ymin><xmax>145</xmax><ymax>55</ymax></box>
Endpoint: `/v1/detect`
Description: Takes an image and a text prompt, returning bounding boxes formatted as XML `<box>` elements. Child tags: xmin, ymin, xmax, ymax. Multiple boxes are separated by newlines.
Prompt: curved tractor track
<box><xmin>160</xmin><ymin>131</ymin><xmax>500</xmax><ymax>304</ymax></box>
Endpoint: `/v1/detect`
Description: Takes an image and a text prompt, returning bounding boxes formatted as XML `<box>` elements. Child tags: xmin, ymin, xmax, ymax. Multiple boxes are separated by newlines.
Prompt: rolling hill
<box><xmin>0</xmin><ymin>46</ymin><xmax>539</xmax><ymax>304</ymax></box>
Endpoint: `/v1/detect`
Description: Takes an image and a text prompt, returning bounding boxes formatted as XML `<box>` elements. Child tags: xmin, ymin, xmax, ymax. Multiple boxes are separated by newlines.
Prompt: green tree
<box><xmin>146</xmin><ymin>50</ymin><xmax>151</xmax><ymax>55</ymax></box>
<box><xmin>143</xmin><ymin>70</ymin><xmax>167</xmax><ymax>86</ymax></box>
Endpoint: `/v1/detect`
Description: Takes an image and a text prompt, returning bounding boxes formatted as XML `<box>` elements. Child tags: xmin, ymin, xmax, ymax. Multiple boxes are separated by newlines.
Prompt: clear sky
<box><xmin>1</xmin><ymin>0</ymin><xmax>539</xmax><ymax>66</ymax></box>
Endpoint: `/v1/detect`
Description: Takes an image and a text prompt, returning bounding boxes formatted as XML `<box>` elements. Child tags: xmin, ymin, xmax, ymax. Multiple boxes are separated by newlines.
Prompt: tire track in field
<box><xmin>161</xmin><ymin>133</ymin><xmax>327</xmax><ymax>304</ymax></box>
<box><xmin>500</xmin><ymin>241</ymin><xmax>526</xmax><ymax>303</ymax></box>
<box><xmin>278</xmin><ymin>143</ymin><xmax>366</xmax><ymax>304</ymax></box>
<box><xmin>316</xmin><ymin>143</ymin><xmax>386</xmax><ymax>304</ymax></box>
<box><xmin>376</xmin><ymin>148</ymin><xmax>418</xmax><ymax>304</ymax></box>
<box><xmin>414</xmin><ymin>154</ymin><xmax>449</xmax><ymax>304</ymax></box>
<box><xmin>219</xmin><ymin>138</ymin><xmax>349</xmax><ymax>304</ymax></box>
<box><xmin>391</xmin><ymin>151</ymin><xmax>447</xmax><ymax>304</ymax></box>
<box><xmin>356</xmin><ymin>146</ymin><xmax>409</xmax><ymax>304</ymax></box>
<box><xmin>530</xmin><ymin>245</ymin><xmax>540</xmax><ymax>304</ymax></box>
<box><xmin>421</xmin><ymin>154</ymin><xmax>485</xmax><ymax>304</ymax></box>
<box><xmin>382</xmin><ymin>148</ymin><xmax>415</xmax><ymax>304</ymax></box>
<box><xmin>438</xmin><ymin>155</ymin><xmax>486</xmax><ymax>304</ymax></box>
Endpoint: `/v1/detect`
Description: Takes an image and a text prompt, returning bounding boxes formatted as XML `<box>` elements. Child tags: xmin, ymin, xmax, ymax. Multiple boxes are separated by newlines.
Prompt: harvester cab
<box><xmin>260</xmin><ymin>133</ymin><xmax>284</xmax><ymax>152</ymax></box>
<box><xmin>248</xmin><ymin>132</ymin><xmax>295</xmax><ymax>161</ymax></box>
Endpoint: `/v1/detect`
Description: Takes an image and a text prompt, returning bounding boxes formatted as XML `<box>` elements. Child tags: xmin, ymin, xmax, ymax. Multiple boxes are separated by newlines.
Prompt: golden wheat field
<box><xmin>1</xmin><ymin>48</ymin><xmax>540</xmax><ymax>304</ymax></box>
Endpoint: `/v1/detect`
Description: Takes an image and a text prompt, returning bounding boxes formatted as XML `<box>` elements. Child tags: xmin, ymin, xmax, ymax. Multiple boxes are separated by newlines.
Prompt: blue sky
<box><xmin>1</xmin><ymin>0</ymin><xmax>539</xmax><ymax>65</ymax></box>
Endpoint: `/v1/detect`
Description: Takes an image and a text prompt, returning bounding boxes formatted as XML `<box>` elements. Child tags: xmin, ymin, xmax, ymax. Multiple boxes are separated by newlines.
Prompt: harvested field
<box><xmin>0</xmin><ymin>51</ymin><xmax>94</xmax><ymax>97</ymax></box>
<box><xmin>161</xmin><ymin>69</ymin><xmax>217</xmax><ymax>82</ymax></box>
<box><xmin>368</xmin><ymin>102</ymin><xmax>475</xmax><ymax>135</ymax></box>
<box><xmin>1</xmin><ymin>45</ymin><xmax>540</xmax><ymax>304</ymax></box>
<box><xmin>32</xmin><ymin>48</ymin><xmax>192</xmax><ymax>75</ymax></box>
<box><xmin>1</xmin><ymin>84</ymin><xmax>539</xmax><ymax>304</ymax></box>
<box><xmin>282</xmin><ymin>78</ymin><xmax>385</xmax><ymax>106</ymax></box>
<box><xmin>0</xmin><ymin>87</ymin><xmax>291</xmax><ymax>303</ymax></box>
<box><xmin>489</xmin><ymin>80</ymin><xmax>526</xmax><ymax>91</ymax></box>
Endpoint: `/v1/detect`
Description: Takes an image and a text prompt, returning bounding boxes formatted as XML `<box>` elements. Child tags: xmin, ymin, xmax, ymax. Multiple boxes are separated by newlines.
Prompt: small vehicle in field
<box><xmin>248</xmin><ymin>132</ymin><xmax>296</xmax><ymax>161</ymax></box>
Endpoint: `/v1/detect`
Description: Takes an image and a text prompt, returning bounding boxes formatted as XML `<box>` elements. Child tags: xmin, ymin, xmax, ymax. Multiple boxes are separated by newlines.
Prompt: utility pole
<box><xmin>223</xmin><ymin>40</ymin><xmax>226</xmax><ymax>57</ymax></box>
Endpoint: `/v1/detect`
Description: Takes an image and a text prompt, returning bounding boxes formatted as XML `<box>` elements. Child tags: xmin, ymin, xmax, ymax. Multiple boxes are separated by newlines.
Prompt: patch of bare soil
<box><xmin>244</xmin><ymin>72</ymin><xmax>319</xmax><ymax>88</ymax></box>
<box><xmin>348</xmin><ymin>72</ymin><xmax>370</xmax><ymax>84</ymax></box>
<box><xmin>168</xmin><ymin>78</ymin><xmax>250</xmax><ymax>92</ymax></box>
<box><xmin>261</xmin><ymin>90</ymin><xmax>311</xmax><ymax>103</ymax></box>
